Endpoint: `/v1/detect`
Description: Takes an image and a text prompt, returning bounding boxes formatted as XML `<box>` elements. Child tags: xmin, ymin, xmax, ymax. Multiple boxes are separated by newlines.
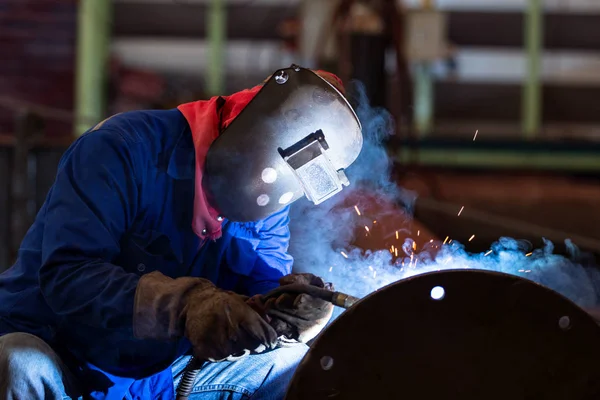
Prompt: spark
<box><xmin>329</xmin><ymin>266</ymin><xmax>333</xmax><ymax>272</ymax></box>
<box><xmin>443</xmin><ymin>236</ymin><xmax>449</xmax><ymax>244</ymax></box>
<box><xmin>458</xmin><ymin>206</ymin><xmax>465</xmax><ymax>216</ymax></box>
<box><xmin>373</xmin><ymin>270</ymin><xmax>377</xmax><ymax>278</ymax></box>
<box><xmin>391</xmin><ymin>245</ymin><xmax>395</xmax><ymax>253</ymax></box>
<box><xmin>449</xmin><ymin>239</ymin><xmax>453</xmax><ymax>244</ymax></box>
<box><xmin>417</xmin><ymin>230</ymin><xmax>420</xmax><ymax>236</ymax></box>
<box><xmin>365</xmin><ymin>226</ymin><xmax>370</xmax><ymax>232</ymax></box>
<box><xmin>468</xmin><ymin>234</ymin><xmax>475</xmax><ymax>242</ymax></box>
<box><xmin>410</xmin><ymin>254</ymin><xmax>414</xmax><ymax>266</ymax></box>
<box><xmin>443</xmin><ymin>258</ymin><xmax>451</xmax><ymax>265</ymax></box>
<box><xmin>368</xmin><ymin>266</ymin><xmax>373</xmax><ymax>271</ymax></box>
<box><xmin>518</xmin><ymin>269</ymin><xmax>525</xmax><ymax>272</ymax></box>
<box><xmin>354</xmin><ymin>205</ymin><xmax>361</xmax><ymax>215</ymax></box>
<box><xmin>473</xmin><ymin>129</ymin><xmax>479</xmax><ymax>141</ymax></box>
<box><xmin>414</xmin><ymin>259</ymin><xmax>418</xmax><ymax>268</ymax></box>
<box><xmin>484</xmin><ymin>250</ymin><xmax>493</xmax><ymax>256</ymax></box>
<box><xmin>429</xmin><ymin>239</ymin><xmax>434</xmax><ymax>243</ymax></box>
<box><xmin>412</xmin><ymin>241</ymin><xmax>417</xmax><ymax>251</ymax></box>
<box><xmin>395</xmin><ymin>231</ymin><xmax>399</xmax><ymax>239</ymax></box>
<box><xmin>373</xmin><ymin>220</ymin><xmax>377</xmax><ymax>224</ymax></box>
<box><xmin>525</xmin><ymin>270</ymin><xmax>531</xmax><ymax>273</ymax></box>
<box><xmin>395</xmin><ymin>248</ymin><xmax>398</xmax><ymax>257</ymax></box>
<box><xmin>341</xmin><ymin>252</ymin><xmax>348</xmax><ymax>258</ymax></box>
<box><xmin>526</xmin><ymin>252</ymin><xmax>532</xmax><ymax>257</ymax></box>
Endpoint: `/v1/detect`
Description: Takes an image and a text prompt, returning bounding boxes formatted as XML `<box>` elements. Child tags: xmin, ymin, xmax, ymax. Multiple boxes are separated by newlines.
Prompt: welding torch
<box><xmin>175</xmin><ymin>284</ymin><xmax>360</xmax><ymax>400</ymax></box>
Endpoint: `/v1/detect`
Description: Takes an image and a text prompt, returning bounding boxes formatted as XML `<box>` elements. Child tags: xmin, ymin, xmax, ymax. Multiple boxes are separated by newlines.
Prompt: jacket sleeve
<box><xmin>39</xmin><ymin>128</ymin><xmax>141</xmax><ymax>332</ymax></box>
<box><xmin>240</xmin><ymin>206</ymin><xmax>294</xmax><ymax>296</ymax></box>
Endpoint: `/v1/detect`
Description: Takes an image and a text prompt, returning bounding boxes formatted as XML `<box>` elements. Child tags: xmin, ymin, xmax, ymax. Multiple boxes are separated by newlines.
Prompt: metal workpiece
<box><xmin>285</xmin><ymin>269</ymin><xmax>600</xmax><ymax>399</ymax></box>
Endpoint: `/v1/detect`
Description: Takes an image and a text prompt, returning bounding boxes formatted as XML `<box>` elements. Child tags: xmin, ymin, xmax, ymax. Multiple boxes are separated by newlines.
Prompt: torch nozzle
<box><xmin>263</xmin><ymin>283</ymin><xmax>360</xmax><ymax>309</ymax></box>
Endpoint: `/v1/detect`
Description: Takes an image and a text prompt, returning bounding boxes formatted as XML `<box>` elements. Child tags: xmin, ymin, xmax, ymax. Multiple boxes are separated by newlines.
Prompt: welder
<box><xmin>0</xmin><ymin>66</ymin><xmax>363</xmax><ymax>400</ymax></box>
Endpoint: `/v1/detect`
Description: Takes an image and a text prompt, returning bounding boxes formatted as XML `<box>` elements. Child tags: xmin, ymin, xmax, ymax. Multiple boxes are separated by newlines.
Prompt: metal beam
<box><xmin>393</xmin><ymin>147</ymin><xmax>600</xmax><ymax>172</ymax></box>
<box><xmin>435</xmin><ymin>82</ymin><xmax>600</xmax><ymax>123</ymax></box>
<box><xmin>413</xmin><ymin>63</ymin><xmax>435</xmax><ymax>136</ymax></box>
<box><xmin>522</xmin><ymin>0</ymin><xmax>543</xmax><ymax>139</ymax></box>
<box><xmin>113</xmin><ymin>5</ymin><xmax>600</xmax><ymax>51</ymax></box>
<box><xmin>206</xmin><ymin>0</ymin><xmax>226</xmax><ymax>96</ymax></box>
<box><xmin>74</xmin><ymin>0</ymin><xmax>112</xmax><ymax>136</ymax></box>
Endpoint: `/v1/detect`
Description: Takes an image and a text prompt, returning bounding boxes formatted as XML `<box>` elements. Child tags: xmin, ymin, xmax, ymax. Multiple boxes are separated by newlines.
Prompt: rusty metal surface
<box><xmin>285</xmin><ymin>270</ymin><xmax>600</xmax><ymax>399</ymax></box>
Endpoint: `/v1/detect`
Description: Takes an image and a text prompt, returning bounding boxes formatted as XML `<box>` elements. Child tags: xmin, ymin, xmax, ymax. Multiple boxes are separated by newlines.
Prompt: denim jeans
<box><xmin>0</xmin><ymin>333</ymin><xmax>308</xmax><ymax>400</ymax></box>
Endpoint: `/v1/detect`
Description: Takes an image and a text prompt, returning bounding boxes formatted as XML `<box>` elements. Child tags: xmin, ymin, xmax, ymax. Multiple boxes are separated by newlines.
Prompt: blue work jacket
<box><xmin>0</xmin><ymin>108</ymin><xmax>293</xmax><ymax>399</ymax></box>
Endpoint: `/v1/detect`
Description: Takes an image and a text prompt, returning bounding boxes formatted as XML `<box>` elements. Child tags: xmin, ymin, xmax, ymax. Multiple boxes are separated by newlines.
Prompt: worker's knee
<box><xmin>0</xmin><ymin>333</ymin><xmax>57</xmax><ymax>375</ymax></box>
<box><xmin>175</xmin><ymin>344</ymin><xmax>308</xmax><ymax>400</ymax></box>
<box><xmin>0</xmin><ymin>332</ymin><xmax>67</xmax><ymax>398</ymax></box>
<box><xmin>246</xmin><ymin>344</ymin><xmax>309</xmax><ymax>399</ymax></box>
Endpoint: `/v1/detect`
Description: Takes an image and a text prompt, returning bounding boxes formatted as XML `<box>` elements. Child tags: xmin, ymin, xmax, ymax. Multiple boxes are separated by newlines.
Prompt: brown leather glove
<box><xmin>265</xmin><ymin>273</ymin><xmax>334</xmax><ymax>343</ymax></box>
<box><xmin>133</xmin><ymin>271</ymin><xmax>277</xmax><ymax>362</ymax></box>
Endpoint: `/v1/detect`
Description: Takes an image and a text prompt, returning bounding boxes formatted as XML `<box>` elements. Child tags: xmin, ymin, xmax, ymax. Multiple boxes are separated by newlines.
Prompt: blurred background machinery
<box><xmin>1</xmin><ymin>0</ymin><xmax>600</xmax><ymax>269</ymax></box>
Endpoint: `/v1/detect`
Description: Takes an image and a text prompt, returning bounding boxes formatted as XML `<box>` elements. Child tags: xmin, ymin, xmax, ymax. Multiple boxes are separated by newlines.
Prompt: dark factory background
<box><xmin>1</xmin><ymin>0</ymin><xmax>600</xmax><ymax>271</ymax></box>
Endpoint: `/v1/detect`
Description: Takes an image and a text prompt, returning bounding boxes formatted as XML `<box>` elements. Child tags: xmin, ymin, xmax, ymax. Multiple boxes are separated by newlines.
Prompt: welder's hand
<box><xmin>266</xmin><ymin>273</ymin><xmax>334</xmax><ymax>343</ymax></box>
<box><xmin>183</xmin><ymin>286</ymin><xmax>278</xmax><ymax>361</ymax></box>
<box><xmin>133</xmin><ymin>271</ymin><xmax>277</xmax><ymax>362</ymax></box>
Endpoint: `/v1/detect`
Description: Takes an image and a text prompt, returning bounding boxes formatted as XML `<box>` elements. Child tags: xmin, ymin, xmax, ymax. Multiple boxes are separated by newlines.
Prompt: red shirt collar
<box><xmin>177</xmin><ymin>86</ymin><xmax>261</xmax><ymax>240</ymax></box>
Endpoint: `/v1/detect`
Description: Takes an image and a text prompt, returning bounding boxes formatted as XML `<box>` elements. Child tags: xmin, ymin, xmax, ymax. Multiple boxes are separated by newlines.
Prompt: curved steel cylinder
<box><xmin>285</xmin><ymin>269</ymin><xmax>600</xmax><ymax>399</ymax></box>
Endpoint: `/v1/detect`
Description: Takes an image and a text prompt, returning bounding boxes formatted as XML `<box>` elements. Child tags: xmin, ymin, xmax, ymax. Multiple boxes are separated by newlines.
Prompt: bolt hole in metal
<box><xmin>559</xmin><ymin>315</ymin><xmax>571</xmax><ymax>331</ymax></box>
<box><xmin>320</xmin><ymin>356</ymin><xmax>334</xmax><ymax>371</ymax></box>
<box><xmin>430</xmin><ymin>286</ymin><xmax>445</xmax><ymax>300</ymax></box>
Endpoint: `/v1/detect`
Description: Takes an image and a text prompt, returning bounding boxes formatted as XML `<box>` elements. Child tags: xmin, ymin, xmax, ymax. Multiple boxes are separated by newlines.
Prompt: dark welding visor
<box><xmin>204</xmin><ymin>65</ymin><xmax>363</xmax><ymax>222</ymax></box>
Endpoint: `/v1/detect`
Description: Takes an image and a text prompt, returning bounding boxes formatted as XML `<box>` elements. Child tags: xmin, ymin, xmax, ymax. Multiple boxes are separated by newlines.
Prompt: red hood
<box><xmin>177</xmin><ymin>85</ymin><xmax>261</xmax><ymax>240</ymax></box>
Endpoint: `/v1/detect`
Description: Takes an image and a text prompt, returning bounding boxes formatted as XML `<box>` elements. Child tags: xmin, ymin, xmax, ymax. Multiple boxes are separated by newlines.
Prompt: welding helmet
<box><xmin>204</xmin><ymin>65</ymin><xmax>363</xmax><ymax>222</ymax></box>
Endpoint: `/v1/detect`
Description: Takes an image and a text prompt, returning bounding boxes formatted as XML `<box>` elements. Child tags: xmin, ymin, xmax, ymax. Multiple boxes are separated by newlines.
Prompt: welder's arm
<box><xmin>39</xmin><ymin>128</ymin><xmax>141</xmax><ymax>333</ymax></box>
<box><xmin>238</xmin><ymin>206</ymin><xmax>294</xmax><ymax>296</ymax></box>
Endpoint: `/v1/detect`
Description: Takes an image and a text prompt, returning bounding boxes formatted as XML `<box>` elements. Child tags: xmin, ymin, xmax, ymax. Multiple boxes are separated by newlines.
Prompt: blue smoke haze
<box><xmin>288</xmin><ymin>81</ymin><xmax>599</xmax><ymax>310</ymax></box>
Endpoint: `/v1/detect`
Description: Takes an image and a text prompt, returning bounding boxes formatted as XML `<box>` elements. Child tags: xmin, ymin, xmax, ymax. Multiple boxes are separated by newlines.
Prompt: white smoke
<box><xmin>288</xmin><ymin>81</ymin><xmax>600</xmax><ymax>312</ymax></box>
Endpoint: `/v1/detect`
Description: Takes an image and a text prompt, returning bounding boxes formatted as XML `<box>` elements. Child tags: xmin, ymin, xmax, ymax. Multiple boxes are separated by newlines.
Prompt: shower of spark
<box><xmin>288</xmin><ymin>80</ymin><xmax>600</xmax><ymax>320</ymax></box>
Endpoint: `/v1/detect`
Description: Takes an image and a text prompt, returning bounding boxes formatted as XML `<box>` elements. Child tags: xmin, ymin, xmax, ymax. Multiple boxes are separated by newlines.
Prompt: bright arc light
<box><xmin>430</xmin><ymin>286</ymin><xmax>445</xmax><ymax>300</ymax></box>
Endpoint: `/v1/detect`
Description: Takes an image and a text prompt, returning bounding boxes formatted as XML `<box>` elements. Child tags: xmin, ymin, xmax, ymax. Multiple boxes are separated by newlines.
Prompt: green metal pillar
<box><xmin>74</xmin><ymin>0</ymin><xmax>112</xmax><ymax>136</ymax></box>
<box><xmin>522</xmin><ymin>0</ymin><xmax>543</xmax><ymax>139</ymax></box>
<box><xmin>206</xmin><ymin>0</ymin><xmax>226</xmax><ymax>96</ymax></box>
<box><xmin>414</xmin><ymin>62</ymin><xmax>434</xmax><ymax>136</ymax></box>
